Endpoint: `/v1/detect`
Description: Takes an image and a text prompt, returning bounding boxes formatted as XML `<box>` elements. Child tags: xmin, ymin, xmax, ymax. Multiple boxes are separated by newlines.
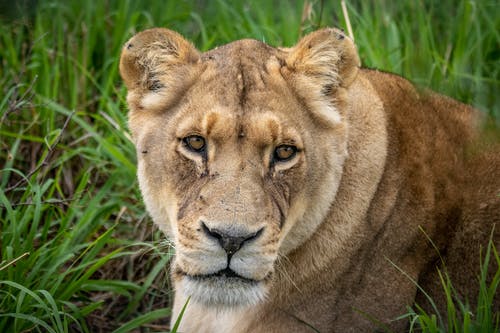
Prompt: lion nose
<box><xmin>201</xmin><ymin>222</ymin><xmax>263</xmax><ymax>256</ymax></box>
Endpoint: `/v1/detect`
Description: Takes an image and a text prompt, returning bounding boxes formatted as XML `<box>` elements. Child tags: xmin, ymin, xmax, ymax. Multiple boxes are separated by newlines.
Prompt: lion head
<box><xmin>120</xmin><ymin>28</ymin><xmax>360</xmax><ymax>307</ymax></box>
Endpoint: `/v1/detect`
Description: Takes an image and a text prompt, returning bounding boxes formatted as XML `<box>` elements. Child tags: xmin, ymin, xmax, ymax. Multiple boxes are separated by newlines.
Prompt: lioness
<box><xmin>120</xmin><ymin>28</ymin><xmax>499</xmax><ymax>332</ymax></box>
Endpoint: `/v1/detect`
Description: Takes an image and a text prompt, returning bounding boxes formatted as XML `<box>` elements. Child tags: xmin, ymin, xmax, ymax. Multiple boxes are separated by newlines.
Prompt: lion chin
<box><xmin>179</xmin><ymin>270</ymin><xmax>269</xmax><ymax>307</ymax></box>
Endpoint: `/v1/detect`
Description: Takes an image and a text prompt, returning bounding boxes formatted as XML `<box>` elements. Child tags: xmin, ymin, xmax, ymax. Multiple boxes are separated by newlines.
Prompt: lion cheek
<box><xmin>278</xmin><ymin>156</ymin><xmax>344</xmax><ymax>255</ymax></box>
<box><xmin>137</xmin><ymin>159</ymin><xmax>178</xmax><ymax>239</ymax></box>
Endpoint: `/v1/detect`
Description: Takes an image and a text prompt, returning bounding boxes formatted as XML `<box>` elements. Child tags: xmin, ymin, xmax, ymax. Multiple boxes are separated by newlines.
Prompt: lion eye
<box><xmin>183</xmin><ymin>135</ymin><xmax>206</xmax><ymax>152</ymax></box>
<box><xmin>273</xmin><ymin>145</ymin><xmax>297</xmax><ymax>162</ymax></box>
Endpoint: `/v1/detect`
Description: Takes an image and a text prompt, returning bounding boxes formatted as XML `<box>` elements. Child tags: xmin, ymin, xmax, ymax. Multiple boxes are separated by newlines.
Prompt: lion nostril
<box><xmin>246</xmin><ymin>227</ymin><xmax>264</xmax><ymax>242</ymax></box>
<box><xmin>201</xmin><ymin>221</ymin><xmax>222</xmax><ymax>240</ymax></box>
<box><xmin>200</xmin><ymin>221</ymin><xmax>264</xmax><ymax>255</ymax></box>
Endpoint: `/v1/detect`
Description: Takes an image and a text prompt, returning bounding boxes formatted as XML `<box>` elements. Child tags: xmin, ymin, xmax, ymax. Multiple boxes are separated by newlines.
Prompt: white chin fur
<box><xmin>181</xmin><ymin>276</ymin><xmax>268</xmax><ymax>307</ymax></box>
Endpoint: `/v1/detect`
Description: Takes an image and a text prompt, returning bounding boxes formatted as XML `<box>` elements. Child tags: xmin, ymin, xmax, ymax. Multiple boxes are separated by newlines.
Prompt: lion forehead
<box><xmin>188</xmin><ymin>39</ymin><xmax>289</xmax><ymax>107</ymax></box>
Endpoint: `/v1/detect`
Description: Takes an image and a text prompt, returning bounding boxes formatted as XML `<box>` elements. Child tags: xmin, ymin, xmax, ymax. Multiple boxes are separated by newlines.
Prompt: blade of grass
<box><xmin>111</xmin><ymin>308</ymin><xmax>171</xmax><ymax>333</ymax></box>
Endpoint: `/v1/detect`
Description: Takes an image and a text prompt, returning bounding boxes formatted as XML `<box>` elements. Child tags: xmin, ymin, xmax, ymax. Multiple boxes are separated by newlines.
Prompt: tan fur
<box><xmin>120</xmin><ymin>28</ymin><xmax>499</xmax><ymax>332</ymax></box>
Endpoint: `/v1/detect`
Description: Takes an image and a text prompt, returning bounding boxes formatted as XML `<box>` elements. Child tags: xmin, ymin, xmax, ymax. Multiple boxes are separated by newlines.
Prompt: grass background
<box><xmin>0</xmin><ymin>0</ymin><xmax>498</xmax><ymax>332</ymax></box>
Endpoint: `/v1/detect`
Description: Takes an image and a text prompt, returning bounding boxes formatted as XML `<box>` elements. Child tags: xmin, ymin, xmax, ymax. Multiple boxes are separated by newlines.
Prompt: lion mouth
<box><xmin>186</xmin><ymin>268</ymin><xmax>258</xmax><ymax>283</ymax></box>
<box><xmin>180</xmin><ymin>267</ymin><xmax>269</xmax><ymax>306</ymax></box>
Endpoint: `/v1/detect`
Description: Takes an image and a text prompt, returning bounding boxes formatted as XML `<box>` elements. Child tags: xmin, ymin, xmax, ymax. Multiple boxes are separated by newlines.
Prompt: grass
<box><xmin>0</xmin><ymin>0</ymin><xmax>498</xmax><ymax>332</ymax></box>
<box><xmin>404</xmin><ymin>238</ymin><xmax>500</xmax><ymax>333</ymax></box>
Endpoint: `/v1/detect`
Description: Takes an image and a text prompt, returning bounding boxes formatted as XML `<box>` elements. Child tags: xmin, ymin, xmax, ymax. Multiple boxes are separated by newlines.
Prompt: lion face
<box><xmin>120</xmin><ymin>28</ymin><xmax>359</xmax><ymax>307</ymax></box>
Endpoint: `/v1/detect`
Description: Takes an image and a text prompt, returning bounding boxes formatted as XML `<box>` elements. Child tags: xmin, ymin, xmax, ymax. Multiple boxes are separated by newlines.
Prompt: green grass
<box><xmin>404</xmin><ymin>238</ymin><xmax>500</xmax><ymax>333</ymax></box>
<box><xmin>0</xmin><ymin>0</ymin><xmax>498</xmax><ymax>332</ymax></box>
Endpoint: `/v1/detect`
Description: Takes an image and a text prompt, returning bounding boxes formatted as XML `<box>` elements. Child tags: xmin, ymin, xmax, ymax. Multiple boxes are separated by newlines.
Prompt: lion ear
<box><xmin>283</xmin><ymin>28</ymin><xmax>360</xmax><ymax>124</ymax></box>
<box><xmin>119</xmin><ymin>28</ymin><xmax>200</xmax><ymax>112</ymax></box>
